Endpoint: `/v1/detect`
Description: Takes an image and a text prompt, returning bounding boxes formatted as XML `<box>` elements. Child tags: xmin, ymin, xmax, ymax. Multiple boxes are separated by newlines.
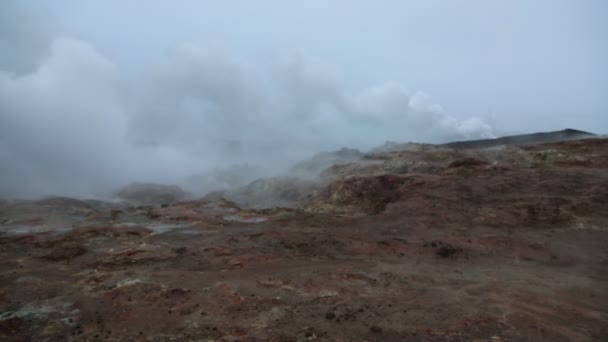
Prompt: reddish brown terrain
<box><xmin>1</xmin><ymin>135</ymin><xmax>608</xmax><ymax>341</ymax></box>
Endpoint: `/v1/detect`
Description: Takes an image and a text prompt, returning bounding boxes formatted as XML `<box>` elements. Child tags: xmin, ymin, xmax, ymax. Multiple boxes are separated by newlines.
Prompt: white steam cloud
<box><xmin>0</xmin><ymin>3</ymin><xmax>494</xmax><ymax>199</ymax></box>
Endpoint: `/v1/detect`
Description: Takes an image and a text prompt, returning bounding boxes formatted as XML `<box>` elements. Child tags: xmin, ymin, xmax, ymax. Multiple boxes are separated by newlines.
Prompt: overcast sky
<box><xmin>39</xmin><ymin>0</ymin><xmax>608</xmax><ymax>129</ymax></box>
<box><xmin>1</xmin><ymin>0</ymin><xmax>607</xmax><ymax>197</ymax></box>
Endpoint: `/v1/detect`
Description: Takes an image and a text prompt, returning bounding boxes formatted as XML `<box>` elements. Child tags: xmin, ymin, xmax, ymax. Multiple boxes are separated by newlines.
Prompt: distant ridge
<box><xmin>441</xmin><ymin>129</ymin><xmax>595</xmax><ymax>149</ymax></box>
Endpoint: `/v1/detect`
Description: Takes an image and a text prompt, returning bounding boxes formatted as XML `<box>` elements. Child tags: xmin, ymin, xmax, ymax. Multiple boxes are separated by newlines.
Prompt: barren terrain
<box><xmin>1</xmin><ymin>133</ymin><xmax>608</xmax><ymax>341</ymax></box>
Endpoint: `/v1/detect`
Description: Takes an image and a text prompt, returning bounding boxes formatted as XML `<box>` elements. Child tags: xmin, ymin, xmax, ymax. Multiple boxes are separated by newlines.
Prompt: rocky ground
<box><xmin>1</xmin><ymin>133</ymin><xmax>608</xmax><ymax>341</ymax></box>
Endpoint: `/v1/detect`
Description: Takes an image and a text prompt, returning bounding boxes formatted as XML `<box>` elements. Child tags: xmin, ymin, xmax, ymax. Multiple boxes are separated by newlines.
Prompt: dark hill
<box><xmin>441</xmin><ymin>128</ymin><xmax>594</xmax><ymax>149</ymax></box>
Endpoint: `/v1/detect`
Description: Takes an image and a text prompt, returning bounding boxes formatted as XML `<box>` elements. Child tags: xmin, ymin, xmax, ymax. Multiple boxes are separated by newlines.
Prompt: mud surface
<box><xmin>1</xmin><ymin>138</ymin><xmax>608</xmax><ymax>341</ymax></box>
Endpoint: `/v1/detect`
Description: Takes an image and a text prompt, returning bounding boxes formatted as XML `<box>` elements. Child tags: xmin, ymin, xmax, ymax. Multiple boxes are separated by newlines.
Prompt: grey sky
<box><xmin>0</xmin><ymin>0</ymin><xmax>606</xmax><ymax>198</ymax></box>
<box><xmin>46</xmin><ymin>0</ymin><xmax>608</xmax><ymax>132</ymax></box>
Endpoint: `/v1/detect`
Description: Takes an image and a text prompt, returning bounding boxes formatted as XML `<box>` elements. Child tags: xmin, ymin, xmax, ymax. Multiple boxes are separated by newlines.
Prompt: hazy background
<box><xmin>1</xmin><ymin>0</ymin><xmax>606</xmax><ymax>198</ymax></box>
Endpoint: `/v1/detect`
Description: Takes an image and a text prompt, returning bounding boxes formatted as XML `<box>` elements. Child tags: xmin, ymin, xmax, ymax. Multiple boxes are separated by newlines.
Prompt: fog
<box><xmin>1</xmin><ymin>1</ymin><xmax>606</xmax><ymax>198</ymax></box>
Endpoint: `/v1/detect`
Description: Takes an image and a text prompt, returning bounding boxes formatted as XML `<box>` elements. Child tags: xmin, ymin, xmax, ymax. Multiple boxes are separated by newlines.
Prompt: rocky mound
<box><xmin>206</xmin><ymin>133</ymin><xmax>607</xmax><ymax>213</ymax></box>
<box><xmin>307</xmin><ymin>138</ymin><xmax>608</xmax><ymax>224</ymax></box>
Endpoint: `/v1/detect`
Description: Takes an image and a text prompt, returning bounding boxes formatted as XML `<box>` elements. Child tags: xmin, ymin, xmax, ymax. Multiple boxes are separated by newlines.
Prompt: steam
<box><xmin>0</xmin><ymin>5</ymin><xmax>495</xmax><ymax>199</ymax></box>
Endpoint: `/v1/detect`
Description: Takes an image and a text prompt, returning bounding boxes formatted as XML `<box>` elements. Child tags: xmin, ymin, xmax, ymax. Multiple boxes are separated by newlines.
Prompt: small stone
<box><xmin>370</xmin><ymin>326</ymin><xmax>382</xmax><ymax>333</ymax></box>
